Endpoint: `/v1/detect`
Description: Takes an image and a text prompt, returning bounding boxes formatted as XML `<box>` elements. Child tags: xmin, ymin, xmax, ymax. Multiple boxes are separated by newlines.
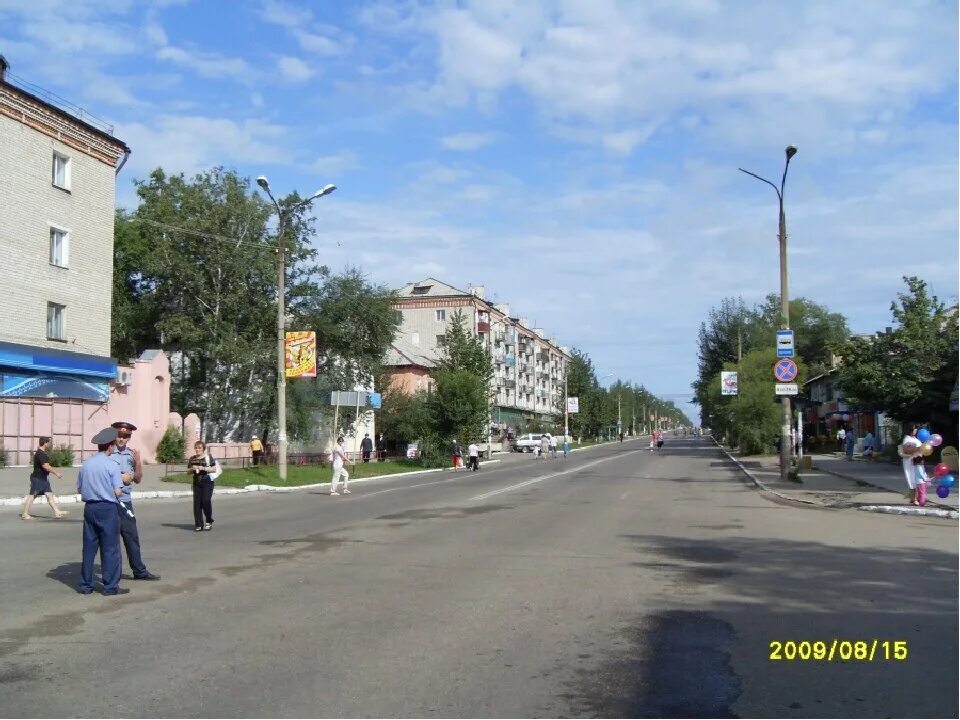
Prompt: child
<box><xmin>913</xmin><ymin>455</ymin><xmax>929</xmax><ymax>506</ymax></box>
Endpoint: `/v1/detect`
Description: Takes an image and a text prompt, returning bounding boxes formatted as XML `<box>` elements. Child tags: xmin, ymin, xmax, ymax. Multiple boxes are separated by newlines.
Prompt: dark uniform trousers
<box><xmin>118</xmin><ymin>501</ymin><xmax>148</xmax><ymax>577</ymax></box>
<box><xmin>80</xmin><ymin>501</ymin><xmax>121</xmax><ymax>593</ymax></box>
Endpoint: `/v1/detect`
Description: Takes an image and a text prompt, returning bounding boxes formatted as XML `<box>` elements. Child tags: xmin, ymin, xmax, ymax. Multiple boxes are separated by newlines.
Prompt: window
<box><xmin>49</xmin><ymin>227</ymin><xmax>68</xmax><ymax>267</ymax></box>
<box><xmin>411</xmin><ymin>285</ymin><xmax>431</xmax><ymax>295</ymax></box>
<box><xmin>411</xmin><ymin>331</ymin><xmax>420</xmax><ymax>346</ymax></box>
<box><xmin>436</xmin><ymin>335</ymin><xmax>444</xmax><ymax>346</ymax></box>
<box><xmin>52</xmin><ymin>152</ymin><xmax>70</xmax><ymax>190</ymax></box>
<box><xmin>394</xmin><ymin>310</ymin><xmax>403</xmax><ymax>324</ymax></box>
<box><xmin>46</xmin><ymin>302</ymin><xmax>65</xmax><ymax>341</ymax></box>
<box><xmin>435</xmin><ymin>309</ymin><xmax>446</xmax><ymax>321</ymax></box>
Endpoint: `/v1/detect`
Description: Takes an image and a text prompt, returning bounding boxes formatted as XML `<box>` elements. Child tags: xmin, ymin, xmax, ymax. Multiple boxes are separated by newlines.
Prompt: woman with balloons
<box><xmin>899</xmin><ymin>423</ymin><xmax>953</xmax><ymax>505</ymax></box>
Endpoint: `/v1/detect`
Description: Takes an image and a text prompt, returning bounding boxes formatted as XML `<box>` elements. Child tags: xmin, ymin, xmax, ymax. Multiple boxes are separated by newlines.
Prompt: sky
<box><xmin>2</xmin><ymin>0</ymin><xmax>957</xmax><ymax>423</ymax></box>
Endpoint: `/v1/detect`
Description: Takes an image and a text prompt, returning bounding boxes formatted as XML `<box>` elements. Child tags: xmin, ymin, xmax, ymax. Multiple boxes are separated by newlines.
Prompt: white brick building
<box><xmin>387</xmin><ymin>278</ymin><xmax>571</xmax><ymax>432</ymax></box>
<box><xmin>0</xmin><ymin>55</ymin><xmax>130</xmax><ymax>460</ymax></box>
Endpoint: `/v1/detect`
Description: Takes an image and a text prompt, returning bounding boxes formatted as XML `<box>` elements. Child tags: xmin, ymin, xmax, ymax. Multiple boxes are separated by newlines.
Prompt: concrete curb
<box><xmin>856</xmin><ymin>504</ymin><xmax>959</xmax><ymax>520</ymax></box>
<box><xmin>711</xmin><ymin>440</ymin><xmax>957</xmax><ymax>519</ymax></box>
<box><xmin>2</xmin><ymin>461</ymin><xmax>501</xmax><ymax>507</ymax></box>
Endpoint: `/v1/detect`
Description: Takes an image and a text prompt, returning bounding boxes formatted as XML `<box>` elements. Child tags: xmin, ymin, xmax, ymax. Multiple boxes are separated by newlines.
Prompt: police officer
<box><xmin>110</xmin><ymin>421</ymin><xmax>160</xmax><ymax>581</ymax></box>
<box><xmin>77</xmin><ymin>427</ymin><xmax>127</xmax><ymax>595</ymax></box>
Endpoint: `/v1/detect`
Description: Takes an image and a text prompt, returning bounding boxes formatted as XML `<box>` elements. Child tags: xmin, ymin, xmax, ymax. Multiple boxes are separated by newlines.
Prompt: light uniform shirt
<box><xmin>111</xmin><ymin>446</ymin><xmax>137</xmax><ymax>502</ymax></box>
<box><xmin>77</xmin><ymin>452</ymin><xmax>123</xmax><ymax>503</ymax></box>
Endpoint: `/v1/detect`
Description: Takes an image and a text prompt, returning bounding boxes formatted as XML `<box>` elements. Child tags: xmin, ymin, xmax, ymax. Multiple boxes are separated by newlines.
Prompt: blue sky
<box><xmin>2</xmin><ymin>0</ymin><xmax>957</xmax><ymax>422</ymax></box>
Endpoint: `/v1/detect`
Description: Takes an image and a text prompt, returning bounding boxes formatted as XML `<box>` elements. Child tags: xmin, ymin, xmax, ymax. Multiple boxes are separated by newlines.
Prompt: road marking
<box><xmin>620</xmin><ymin>490</ymin><xmax>632</xmax><ymax>500</ymax></box>
<box><xmin>360</xmin><ymin>475</ymin><xmax>471</xmax><ymax>498</ymax></box>
<box><xmin>469</xmin><ymin>452</ymin><xmax>641</xmax><ymax>502</ymax></box>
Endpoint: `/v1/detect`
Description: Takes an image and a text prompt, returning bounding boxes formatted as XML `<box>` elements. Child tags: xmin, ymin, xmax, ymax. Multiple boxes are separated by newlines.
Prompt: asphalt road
<box><xmin>1</xmin><ymin>437</ymin><xmax>956</xmax><ymax>718</ymax></box>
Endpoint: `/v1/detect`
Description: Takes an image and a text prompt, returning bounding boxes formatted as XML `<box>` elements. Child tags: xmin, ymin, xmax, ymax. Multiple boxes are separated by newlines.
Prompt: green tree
<box><xmin>428</xmin><ymin>370</ymin><xmax>489</xmax><ymax>443</ymax></box>
<box><xmin>747</xmin><ymin>294</ymin><xmax>850</xmax><ymax>375</ymax></box>
<box><xmin>436</xmin><ymin>309</ymin><xmax>493</xmax><ymax>381</ymax></box>
<box><xmin>712</xmin><ymin>348</ymin><xmax>808</xmax><ymax>454</ymax></box>
<box><xmin>834</xmin><ymin>277</ymin><xmax>959</xmax><ymax>441</ymax></box>
<box><xmin>112</xmin><ymin>167</ymin><xmax>398</xmax><ymax>444</ymax></box>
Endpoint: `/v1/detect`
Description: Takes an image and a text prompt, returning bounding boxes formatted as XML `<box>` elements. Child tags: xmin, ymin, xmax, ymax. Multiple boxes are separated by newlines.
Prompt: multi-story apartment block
<box><xmin>0</xmin><ymin>56</ymin><xmax>130</xmax><ymax>460</ymax></box>
<box><xmin>386</xmin><ymin>278</ymin><xmax>570</xmax><ymax>432</ymax></box>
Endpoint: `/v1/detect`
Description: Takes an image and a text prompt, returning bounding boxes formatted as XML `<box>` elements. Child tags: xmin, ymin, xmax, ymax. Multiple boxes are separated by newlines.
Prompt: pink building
<box><xmin>0</xmin><ymin>349</ymin><xmax>171</xmax><ymax>465</ymax></box>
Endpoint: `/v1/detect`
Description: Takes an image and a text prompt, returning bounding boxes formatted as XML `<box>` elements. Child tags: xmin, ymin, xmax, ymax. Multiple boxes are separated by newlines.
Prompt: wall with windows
<box><xmin>0</xmin><ymin>105</ymin><xmax>118</xmax><ymax>357</ymax></box>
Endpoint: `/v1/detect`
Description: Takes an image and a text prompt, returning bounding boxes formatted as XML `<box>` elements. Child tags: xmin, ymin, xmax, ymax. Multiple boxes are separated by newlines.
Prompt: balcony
<box><xmin>504</xmin><ymin>379</ymin><xmax>517</xmax><ymax>389</ymax></box>
<box><xmin>477</xmin><ymin>321</ymin><xmax>490</xmax><ymax>333</ymax></box>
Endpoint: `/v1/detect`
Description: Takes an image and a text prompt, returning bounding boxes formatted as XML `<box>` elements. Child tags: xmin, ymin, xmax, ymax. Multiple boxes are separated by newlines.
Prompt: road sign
<box><xmin>775</xmin><ymin>383</ymin><xmax>799</xmax><ymax>396</ymax></box>
<box><xmin>776</xmin><ymin>330</ymin><xmax>795</xmax><ymax>358</ymax></box>
<box><xmin>774</xmin><ymin>358</ymin><xmax>798</xmax><ymax>382</ymax></box>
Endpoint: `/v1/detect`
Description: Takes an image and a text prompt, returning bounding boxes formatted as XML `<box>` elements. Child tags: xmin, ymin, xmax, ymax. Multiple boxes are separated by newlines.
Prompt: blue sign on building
<box><xmin>0</xmin><ymin>341</ymin><xmax>115</xmax><ymax>401</ymax></box>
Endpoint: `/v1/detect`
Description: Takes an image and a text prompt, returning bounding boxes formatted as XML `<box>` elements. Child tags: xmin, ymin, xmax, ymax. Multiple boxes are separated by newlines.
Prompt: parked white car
<box><xmin>513</xmin><ymin>433</ymin><xmax>543</xmax><ymax>452</ymax></box>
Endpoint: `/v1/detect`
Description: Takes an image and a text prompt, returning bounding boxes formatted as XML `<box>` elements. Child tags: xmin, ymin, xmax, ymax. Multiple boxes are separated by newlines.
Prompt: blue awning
<box><xmin>0</xmin><ymin>341</ymin><xmax>116</xmax><ymax>379</ymax></box>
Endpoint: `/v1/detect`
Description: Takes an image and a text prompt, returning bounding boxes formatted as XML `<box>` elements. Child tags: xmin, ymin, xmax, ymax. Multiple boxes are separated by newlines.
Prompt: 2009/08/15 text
<box><xmin>769</xmin><ymin>640</ymin><xmax>908</xmax><ymax>662</ymax></box>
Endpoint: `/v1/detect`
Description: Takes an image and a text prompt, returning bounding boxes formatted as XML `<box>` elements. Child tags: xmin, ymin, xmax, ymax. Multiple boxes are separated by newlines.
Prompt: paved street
<box><xmin>1</xmin><ymin>438</ymin><xmax>956</xmax><ymax>718</ymax></box>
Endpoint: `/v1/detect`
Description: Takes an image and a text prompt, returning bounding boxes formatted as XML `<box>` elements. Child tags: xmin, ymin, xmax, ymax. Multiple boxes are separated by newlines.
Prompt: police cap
<box><xmin>92</xmin><ymin>427</ymin><xmax>119</xmax><ymax>445</ymax></box>
<box><xmin>111</xmin><ymin>421</ymin><xmax>138</xmax><ymax>437</ymax></box>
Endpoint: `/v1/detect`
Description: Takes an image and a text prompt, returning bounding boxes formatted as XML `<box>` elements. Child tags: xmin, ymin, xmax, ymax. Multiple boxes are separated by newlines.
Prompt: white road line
<box><xmin>620</xmin><ymin>490</ymin><xmax>632</xmax><ymax>500</ymax></box>
<box><xmin>359</xmin><ymin>475</ymin><xmax>473</xmax><ymax>498</ymax></box>
<box><xmin>469</xmin><ymin>452</ymin><xmax>641</xmax><ymax>502</ymax></box>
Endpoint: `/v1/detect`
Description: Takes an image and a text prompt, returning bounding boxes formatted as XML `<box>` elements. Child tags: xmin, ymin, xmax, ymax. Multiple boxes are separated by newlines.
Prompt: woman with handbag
<box><xmin>187</xmin><ymin>441</ymin><xmax>222</xmax><ymax>531</ymax></box>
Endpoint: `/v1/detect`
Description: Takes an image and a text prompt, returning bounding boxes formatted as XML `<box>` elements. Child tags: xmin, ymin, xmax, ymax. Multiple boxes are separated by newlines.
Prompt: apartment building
<box><xmin>0</xmin><ymin>56</ymin><xmax>131</xmax><ymax>461</ymax></box>
<box><xmin>387</xmin><ymin>278</ymin><xmax>570</xmax><ymax>430</ymax></box>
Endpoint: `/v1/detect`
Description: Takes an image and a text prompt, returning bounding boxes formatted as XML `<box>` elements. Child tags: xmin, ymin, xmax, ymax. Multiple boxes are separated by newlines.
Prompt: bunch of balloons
<box><xmin>916</xmin><ymin>428</ymin><xmax>943</xmax><ymax>458</ymax></box>
<box><xmin>934</xmin><ymin>461</ymin><xmax>955</xmax><ymax>499</ymax></box>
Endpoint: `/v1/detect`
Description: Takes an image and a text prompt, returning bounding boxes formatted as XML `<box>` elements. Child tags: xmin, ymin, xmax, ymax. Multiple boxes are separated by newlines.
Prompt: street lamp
<box><xmin>256</xmin><ymin>175</ymin><xmax>337</xmax><ymax>481</ymax></box>
<box><xmin>739</xmin><ymin>145</ymin><xmax>797</xmax><ymax>486</ymax></box>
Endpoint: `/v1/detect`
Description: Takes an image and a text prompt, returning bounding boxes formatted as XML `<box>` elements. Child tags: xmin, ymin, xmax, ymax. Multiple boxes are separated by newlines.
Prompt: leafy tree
<box><xmin>834</xmin><ymin>277</ymin><xmax>959</xmax><ymax>441</ymax></box>
<box><xmin>428</xmin><ymin>369</ymin><xmax>489</xmax><ymax>444</ymax></box>
<box><xmin>112</xmin><ymin>167</ymin><xmax>398</xmax><ymax>444</ymax></box>
<box><xmin>712</xmin><ymin>348</ymin><xmax>807</xmax><ymax>455</ymax></box>
<box><xmin>155</xmin><ymin>426</ymin><xmax>186</xmax><ymax>463</ymax></box>
<box><xmin>693</xmin><ymin>297</ymin><xmax>750</xmax><ymax>431</ymax></box>
<box><xmin>436</xmin><ymin>309</ymin><xmax>493</xmax><ymax>382</ymax></box>
<box><xmin>747</xmin><ymin>294</ymin><xmax>849</xmax><ymax>375</ymax></box>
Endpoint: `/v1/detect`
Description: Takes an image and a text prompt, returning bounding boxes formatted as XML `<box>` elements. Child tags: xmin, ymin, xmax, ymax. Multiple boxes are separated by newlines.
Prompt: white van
<box><xmin>513</xmin><ymin>433</ymin><xmax>542</xmax><ymax>452</ymax></box>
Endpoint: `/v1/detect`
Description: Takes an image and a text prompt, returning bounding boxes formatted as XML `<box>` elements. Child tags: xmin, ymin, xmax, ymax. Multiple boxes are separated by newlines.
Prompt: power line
<box><xmin>126</xmin><ymin>217</ymin><xmax>278</xmax><ymax>251</ymax></box>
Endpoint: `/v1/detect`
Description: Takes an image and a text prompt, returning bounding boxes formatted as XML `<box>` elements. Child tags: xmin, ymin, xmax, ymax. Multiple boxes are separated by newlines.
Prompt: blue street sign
<box><xmin>776</xmin><ymin>330</ymin><xmax>795</xmax><ymax>358</ymax></box>
<box><xmin>774</xmin><ymin>359</ymin><xmax>798</xmax><ymax>383</ymax></box>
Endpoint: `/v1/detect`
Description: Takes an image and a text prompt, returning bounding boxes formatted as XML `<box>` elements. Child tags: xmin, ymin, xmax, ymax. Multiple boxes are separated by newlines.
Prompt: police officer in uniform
<box><xmin>77</xmin><ymin>427</ymin><xmax>127</xmax><ymax>595</ymax></box>
<box><xmin>111</xmin><ymin>421</ymin><xmax>160</xmax><ymax>581</ymax></box>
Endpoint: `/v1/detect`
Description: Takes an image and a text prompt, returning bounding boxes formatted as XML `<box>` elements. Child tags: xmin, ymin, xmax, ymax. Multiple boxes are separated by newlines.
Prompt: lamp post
<box><xmin>256</xmin><ymin>176</ymin><xmax>336</xmax><ymax>482</ymax></box>
<box><xmin>739</xmin><ymin>145</ymin><xmax>797</xmax><ymax>486</ymax></box>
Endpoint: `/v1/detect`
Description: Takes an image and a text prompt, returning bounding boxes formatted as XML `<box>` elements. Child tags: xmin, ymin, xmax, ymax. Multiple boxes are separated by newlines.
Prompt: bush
<box><xmin>48</xmin><ymin>444</ymin><xmax>75</xmax><ymax>467</ymax></box>
<box><xmin>417</xmin><ymin>434</ymin><xmax>450</xmax><ymax>469</ymax></box>
<box><xmin>0</xmin><ymin>445</ymin><xmax>7</xmax><ymax>467</ymax></box>
<box><xmin>156</xmin><ymin>426</ymin><xmax>186</xmax><ymax>463</ymax></box>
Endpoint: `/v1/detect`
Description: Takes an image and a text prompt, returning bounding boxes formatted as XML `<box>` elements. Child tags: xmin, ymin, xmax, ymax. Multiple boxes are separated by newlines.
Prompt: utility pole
<box><xmin>256</xmin><ymin>177</ymin><xmax>336</xmax><ymax>481</ymax></box>
<box><xmin>740</xmin><ymin>145</ymin><xmax>797</xmax><ymax>486</ymax></box>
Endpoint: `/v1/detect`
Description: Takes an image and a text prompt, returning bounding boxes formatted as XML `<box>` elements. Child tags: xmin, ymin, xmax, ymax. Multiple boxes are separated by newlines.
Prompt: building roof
<box><xmin>397</xmin><ymin>278</ymin><xmax>470</xmax><ymax>298</ymax></box>
<box><xmin>383</xmin><ymin>337</ymin><xmax>438</xmax><ymax>369</ymax></box>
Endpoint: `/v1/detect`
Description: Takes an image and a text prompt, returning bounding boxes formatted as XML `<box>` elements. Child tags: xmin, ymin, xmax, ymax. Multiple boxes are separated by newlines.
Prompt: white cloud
<box><xmin>156</xmin><ymin>45</ymin><xmax>253</xmax><ymax>82</ymax></box>
<box><xmin>440</xmin><ymin>132</ymin><xmax>497</xmax><ymax>151</ymax></box>
<box><xmin>310</xmin><ymin>150</ymin><xmax>360</xmax><ymax>176</ymax></box>
<box><xmin>277</xmin><ymin>56</ymin><xmax>315</xmax><ymax>82</ymax></box>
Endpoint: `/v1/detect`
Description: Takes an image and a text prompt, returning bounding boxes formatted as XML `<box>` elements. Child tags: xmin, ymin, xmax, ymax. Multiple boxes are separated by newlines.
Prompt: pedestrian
<box><xmin>649</xmin><ymin>429</ymin><xmax>656</xmax><ymax>452</ymax></box>
<box><xmin>844</xmin><ymin>425</ymin><xmax>856</xmax><ymax>460</ymax></box>
<box><xmin>548</xmin><ymin>433</ymin><xmax>557</xmax><ymax>458</ymax></box>
<box><xmin>619</xmin><ymin>431</ymin><xmax>624</xmax><ymax>443</ymax></box>
<box><xmin>836</xmin><ymin>426</ymin><xmax>846</xmax><ymax>452</ymax></box>
<box><xmin>862</xmin><ymin>430</ymin><xmax>875</xmax><ymax>461</ymax></box>
<box><xmin>187</xmin><ymin>441</ymin><xmax>221</xmax><ymax>531</ymax></box>
<box><xmin>249</xmin><ymin>435</ymin><xmax>264</xmax><ymax>466</ymax></box>
<box><xmin>376</xmin><ymin>433</ymin><xmax>387</xmax><ymax>462</ymax></box>
<box><xmin>110</xmin><ymin>422</ymin><xmax>160</xmax><ymax>581</ymax></box>
<box><xmin>76</xmin><ymin>427</ymin><xmax>126</xmax><ymax>596</ymax></box>
<box><xmin>540</xmin><ymin>434</ymin><xmax>549</xmax><ymax>459</ymax></box>
<box><xmin>562</xmin><ymin>434</ymin><xmax>570</xmax><ymax>458</ymax></box>
<box><xmin>330</xmin><ymin>435</ymin><xmax>353</xmax><ymax>495</ymax></box>
<box><xmin>360</xmin><ymin>433</ymin><xmax>373</xmax><ymax>463</ymax></box>
<box><xmin>467</xmin><ymin>441</ymin><xmax>480</xmax><ymax>471</ymax></box>
<box><xmin>913</xmin><ymin>455</ymin><xmax>930</xmax><ymax>507</ymax></box>
<box><xmin>20</xmin><ymin>436</ymin><xmax>69</xmax><ymax>520</ymax></box>
<box><xmin>898</xmin><ymin>424</ymin><xmax>923</xmax><ymax>505</ymax></box>
<box><xmin>451</xmin><ymin>439</ymin><xmax>463</xmax><ymax>470</ymax></box>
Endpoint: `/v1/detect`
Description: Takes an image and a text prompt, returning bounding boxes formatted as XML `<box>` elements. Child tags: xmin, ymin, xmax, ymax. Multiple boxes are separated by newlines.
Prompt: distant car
<box><xmin>513</xmin><ymin>433</ymin><xmax>543</xmax><ymax>452</ymax></box>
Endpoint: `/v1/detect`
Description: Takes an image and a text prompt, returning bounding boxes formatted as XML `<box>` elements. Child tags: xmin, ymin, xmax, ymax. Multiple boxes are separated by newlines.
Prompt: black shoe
<box><xmin>77</xmin><ymin>588</ymin><xmax>93</xmax><ymax>595</ymax></box>
<box><xmin>133</xmin><ymin>572</ymin><xmax>161</xmax><ymax>581</ymax></box>
<box><xmin>101</xmin><ymin>588</ymin><xmax>130</xmax><ymax>596</ymax></box>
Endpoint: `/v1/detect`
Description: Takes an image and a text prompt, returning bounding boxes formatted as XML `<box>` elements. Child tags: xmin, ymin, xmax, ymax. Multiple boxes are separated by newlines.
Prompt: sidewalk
<box><xmin>717</xmin><ymin>445</ymin><xmax>958</xmax><ymax>520</ymax></box>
